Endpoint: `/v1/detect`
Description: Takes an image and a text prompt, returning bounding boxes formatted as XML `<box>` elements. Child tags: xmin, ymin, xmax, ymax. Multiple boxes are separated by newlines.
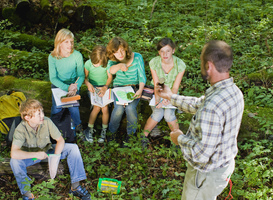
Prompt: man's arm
<box><xmin>156</xmin><ymin>83</ymin><xmax>204</xmax><ymax>114</ymax></box>
<box><xmin>10</xmin><ymin>144</ymin><xmax>48</xmax><ymax>160</ymax></box>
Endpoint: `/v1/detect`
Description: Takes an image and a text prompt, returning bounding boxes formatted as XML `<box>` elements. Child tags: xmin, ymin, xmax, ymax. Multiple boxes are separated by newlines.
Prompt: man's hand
<box><xmin>170</xmin><ymin>129</ymin><xmax>183</xmax><ymax>145</ymax></box>
<box><xmin>156</xmin><ymin>83</ymin><xmax>173</xmax><ymax>101</ymax></box>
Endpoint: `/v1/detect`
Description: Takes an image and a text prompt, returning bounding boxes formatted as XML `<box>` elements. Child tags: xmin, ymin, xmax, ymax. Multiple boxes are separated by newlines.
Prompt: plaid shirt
<box><xmin>171</xmin><ymin>78</ymin><xmax>244</xmax><ymax>172</ymax></box>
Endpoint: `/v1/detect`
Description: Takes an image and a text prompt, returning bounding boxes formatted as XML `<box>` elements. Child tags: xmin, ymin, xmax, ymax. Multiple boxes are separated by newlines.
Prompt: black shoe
<box><xmin>106</xmin><ymin>132</ymin><xmax>116</xmax><ymax>142</ymax></box>
<box><xmin>141</xmin><ymin>135</ymin><xmax>150</xmax><ymax>149</ymax></box>
<box><xmin>69</xmin><ymin>185</ymin><xmax>91</xmax><ymax>200</ymax></box>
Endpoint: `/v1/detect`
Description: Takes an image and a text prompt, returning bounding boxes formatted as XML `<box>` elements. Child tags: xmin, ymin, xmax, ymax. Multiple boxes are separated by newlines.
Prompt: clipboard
<box><xmin>51</xmin><ymin>88</ymin><xmax>80</xmax><ymax>108</ymax></box>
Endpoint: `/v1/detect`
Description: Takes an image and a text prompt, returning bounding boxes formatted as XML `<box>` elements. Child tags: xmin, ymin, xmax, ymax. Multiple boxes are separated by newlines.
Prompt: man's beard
<box><xmin>201</xmin><ymin>71</ymin><xmax>208</xmax><ymax>82</ymax></box>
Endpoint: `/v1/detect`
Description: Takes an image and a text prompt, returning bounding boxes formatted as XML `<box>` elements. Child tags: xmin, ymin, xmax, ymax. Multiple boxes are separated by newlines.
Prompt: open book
<box><xmin>149</xmin><ymin>95</ymin><xmax>176</xmax><ymax>109</ymax></box>
<box><xmin>90</xmin><ymin>88</ymin><xmax>114</xmax><ymax>107</ymax></box>
<box><xmin>51</xmin><ymin>88</ymin><xmax>79</xmax><ymax>108</ymax></box>
<box><xmin>112</xmin><ymin>86</ymin><xmax>135</xmax><ymax>105</ymax></box>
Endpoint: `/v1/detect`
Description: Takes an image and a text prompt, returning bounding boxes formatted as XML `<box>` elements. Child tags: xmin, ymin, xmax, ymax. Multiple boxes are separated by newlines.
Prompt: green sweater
<box><xmin>107</xmin><ymin>52</ymin><xmax>146</xmax><ymax>86</ymax></box>
<box><xmin>48</xmin><ymin>50</ymin><xmax>85</xmax><ymax>91</ymax></box>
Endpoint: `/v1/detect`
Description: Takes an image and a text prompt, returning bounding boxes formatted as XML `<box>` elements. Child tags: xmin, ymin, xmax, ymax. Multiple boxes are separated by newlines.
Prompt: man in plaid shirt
<box><xmin>156</xmin><ymin>40</ymin><xmax>244</xmax><ymax>200</ymax></box>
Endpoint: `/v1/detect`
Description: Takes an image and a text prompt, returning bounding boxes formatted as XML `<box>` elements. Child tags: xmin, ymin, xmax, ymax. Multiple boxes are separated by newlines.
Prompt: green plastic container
<box><xmin>97</xmin><ymin>178</ymin><xmax>122</xmax><ymax>194</ymax></box>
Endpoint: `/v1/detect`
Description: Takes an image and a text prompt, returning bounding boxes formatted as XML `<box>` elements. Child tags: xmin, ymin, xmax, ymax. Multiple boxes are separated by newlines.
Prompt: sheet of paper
<box><xmin>90</xmin><ymin>88</ymin><xmax>114</xmax><ymax>107</ymax></box>
<box><xmin>113</xmin><ymin>86</ymin><xmax>135</xmax><ymax>105</ymax></box>
<box><xmin>48</xmin><ymin>154</ymin><xmax>61</xmax><ymax>179</ymax></box>
<box><xmin>149</xmin><ymin>95</ymin><xmax>176</xmax><ymax>109</ymax></box>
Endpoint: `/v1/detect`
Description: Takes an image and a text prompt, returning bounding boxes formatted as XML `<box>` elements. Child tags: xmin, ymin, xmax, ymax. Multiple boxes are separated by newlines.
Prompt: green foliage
<box><xmin>1</xmin><ymin>0</ymin><xmax>273</xmax><ymax>199</ymax></box>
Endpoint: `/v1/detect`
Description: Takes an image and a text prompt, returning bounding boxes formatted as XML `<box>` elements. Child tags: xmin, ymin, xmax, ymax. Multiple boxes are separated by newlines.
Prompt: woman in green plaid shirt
<box><xmin>143</xmin><ymin>38</ymin><xmax>186</xmax><ymax>144</ymax></box>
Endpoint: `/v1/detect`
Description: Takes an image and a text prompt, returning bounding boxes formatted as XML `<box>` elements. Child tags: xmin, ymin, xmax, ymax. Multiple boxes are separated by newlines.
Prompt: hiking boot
<box><xmin>98</xmin><ymin>128</ymin><xmax>107</xmax><ymax>143</ymax></box>
<box><xmin>69</xmin><ymin>185</ymin><xmax>91</xmax><ymax>200</ymax></box>
<box><xmin>22</xmin><ymin>193</ymin><xmax>34</xmax><ymax>200</ymax></box>
<box><xmin>76</xmin><ymin>124</ymin><xmax>83</xmax><ymax>133</ymax></box>
<box><xmin>85</xmin><ymin>127</ymin><xmax>95</xmax><ymax>143</ymax></box>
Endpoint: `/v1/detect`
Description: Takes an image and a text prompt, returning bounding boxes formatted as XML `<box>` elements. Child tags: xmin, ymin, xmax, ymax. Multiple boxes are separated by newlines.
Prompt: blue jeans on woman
<box><xmin>108</xmin><ymin>95</ymin><xmax>140</xmax><ymax>136</ymax></box>
<box><xmin>51</xmin><ymin>85</ymin><xmax>81</xmax><ymax>127</ymax></box>
<box><xmin>10</xmin><ymin>143</ymin><xmax>87</xmax><ymax>195</ymax></box>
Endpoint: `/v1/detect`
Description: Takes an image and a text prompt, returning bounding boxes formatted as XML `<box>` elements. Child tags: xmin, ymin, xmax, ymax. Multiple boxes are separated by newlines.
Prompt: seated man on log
<box><xmin>10</xmin><ymin>99</ymin><xmax>91</xmax><ymax>200</ymax></box>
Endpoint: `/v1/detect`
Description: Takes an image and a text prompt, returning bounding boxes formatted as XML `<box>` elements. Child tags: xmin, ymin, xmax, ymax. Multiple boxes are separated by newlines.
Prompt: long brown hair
<box><xmin>106</xmin><ymin>37</ymin><xmax>132</xmax><ymax>62</ymax></box>
<box><xmin>51</xmin><ymin>28</ymin><xmax>74</xmax><ymax>59</ymax></box>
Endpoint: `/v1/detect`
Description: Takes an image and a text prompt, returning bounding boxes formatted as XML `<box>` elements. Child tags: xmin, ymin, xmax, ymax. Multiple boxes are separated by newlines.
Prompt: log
<box><xmin>0</xmin><ymin>158</ymin><xmax>67</xmax><ymax>179</ymax></box>
<box><xmin>0</xmin><ymin>30</ymin><xmax>53</xmax><ymax>52</ymax></box>
<box><xmin>15</xmin><ymin>0</ymin><xmax>30</xmax><ymax>16</ymax></box>
<box><xmin>74</xmin><ymin>4</ymin><xmax>95</xmax><ymax>26</ymax></box>
<box><xmin>63</xmin><ymin>0</ymin><xmax>76</xmax><ymax>16</ymax></box>
<box><xmin>40</xmin><ymin>0</ymin><xmax>51</xmax><ymax>12</ymax></box>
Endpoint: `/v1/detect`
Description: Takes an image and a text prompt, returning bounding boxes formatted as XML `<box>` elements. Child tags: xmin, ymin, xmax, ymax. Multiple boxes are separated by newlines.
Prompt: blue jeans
<box><xmin>108</xmin><ymin>96</ymin><xmax>140</xmax><ymax>136</ymax></box>
<box><xmin>51</xmin><ymin>85</ymin><xmax>81</xmax><ymax>127</ymax></box>
<box><xmin>151</xmin><ymin>107</ymin><xmax>176</xmax><ymax>122</ymax></box>
<box><xmin>10</xmin><ymin>143</ymin><xmax>87</xmax><ymax>195</ymax></box>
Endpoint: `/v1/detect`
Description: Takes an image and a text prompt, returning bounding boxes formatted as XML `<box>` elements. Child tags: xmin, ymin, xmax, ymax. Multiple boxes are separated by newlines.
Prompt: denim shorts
<box><xmin>151</xmin><ymin>106</ymin><xmax>176</xmax><ymax>122</ymax></box>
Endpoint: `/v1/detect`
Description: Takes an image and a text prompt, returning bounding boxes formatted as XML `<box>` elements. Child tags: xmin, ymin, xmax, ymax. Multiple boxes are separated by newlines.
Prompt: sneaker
<box><xmin>22</xmin><ymin>193</ymin><xmax>34</xmax><ymax>200</ymax></box>
<box><xmin>76</xmin><ymin>124</ymin><xmax>83</xmax><ymax>133</ymax></box>
<box><xmin>69</xmin><ymin>185</ymin><xmax>91</xmax><ymax>200</ymax></box>
<box><xmin>85</xmin><ymin>127</ymin><xmax>95</xmax><ymax>143</ymax></box>
<box><xmin>98</xmin><ymin>129</ymin><xmax>107</xmax><ymax>143</ymax></box>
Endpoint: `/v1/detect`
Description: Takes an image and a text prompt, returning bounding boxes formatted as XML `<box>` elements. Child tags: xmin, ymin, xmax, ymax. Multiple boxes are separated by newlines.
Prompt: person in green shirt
<box><xmin>48</xmin><ymin>28</ymin><xmax>85</xmax><ymax>134</ymax></box>
<box><xmin>106</xmin><ymin>37</ymin><xmax>147</xmax><ymax>145</ymax></box>
<box><xmin>142</xmin><ymin>38</ymin><xmax>186</xmax><ymax>147</ymax></box>
<box><xmin>84</xmin><ymin>45</ymin><xmax>112</xmax><ymax>143</ymax></box>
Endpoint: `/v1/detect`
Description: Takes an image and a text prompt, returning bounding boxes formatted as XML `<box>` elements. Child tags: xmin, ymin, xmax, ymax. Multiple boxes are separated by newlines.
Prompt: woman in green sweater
<box><xmin>48</xmin><ymin>28</ymin><xmax>85</xmax><ymax>133</ymax></box>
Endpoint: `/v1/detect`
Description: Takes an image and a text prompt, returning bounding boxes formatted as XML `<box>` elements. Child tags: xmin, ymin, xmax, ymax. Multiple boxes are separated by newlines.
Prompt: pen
<box><xmin>74</xmin><ymin>77</ymin><xmax>79</xmax><ymax>84</ymax></box>
<box><xmin>155</xmin><ymin>99</ymin><xmax>163</xmax><ymax>107</ymax></box>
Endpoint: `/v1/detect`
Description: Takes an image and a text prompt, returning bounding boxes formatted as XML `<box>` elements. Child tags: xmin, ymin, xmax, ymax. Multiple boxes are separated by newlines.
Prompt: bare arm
<box><xmin>109</xmin><ymin>63</ymin><xmax>126</xmax><ymax>74</ymax></box>
<box><xmin>84</xmin><ymin>68</ymin><xmax>95</xmax><ymax>93</ymax></box>
<box><xmin>171</xmin><ymin>71</ymin><xmax>185</xmax><ymax>94</ymax></box>
<box><xmin>97</xmin><ymin>70</ymin><xmax>113</xmax><ymax>97</ymax></box>
<box><xmin>54</xmin><ymin>136</ymin><xmax>65</xmax><ymax>154</ymax></box>
<box><xmin>150</xmin><ymin>68</ymin><xmax>161</xmax><ymax>103</ymax></box>
<box><xmin>10</xmin><ymin>144</ymin><xmax>48</xmax><ymax>160</ymax></box>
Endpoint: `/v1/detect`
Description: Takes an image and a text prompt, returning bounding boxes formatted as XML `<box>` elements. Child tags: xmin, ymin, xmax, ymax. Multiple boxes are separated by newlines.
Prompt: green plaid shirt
<box><xmin>171</xmin><ymin>78</ymin><xmax>244</xmax><ymax>172</ymax></box>
<box><xmin>149</xmin><ymin>55</ymin><xmax>186</xmax><ymax>89</ymax></box>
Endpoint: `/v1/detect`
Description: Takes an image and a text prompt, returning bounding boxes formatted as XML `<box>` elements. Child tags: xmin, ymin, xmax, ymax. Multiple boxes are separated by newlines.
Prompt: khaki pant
<box><xmin>181</xmin><ymin>159</ymin><xmax>235</xmax><ymax>200</ymax></box>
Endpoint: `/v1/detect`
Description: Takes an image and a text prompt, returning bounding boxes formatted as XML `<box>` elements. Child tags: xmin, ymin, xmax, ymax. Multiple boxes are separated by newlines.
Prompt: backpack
<box><xmin>50</xmin><ymin>108</ymin><xmax>75</xmax><ymax>143</ymax></box>
<box><xmin>0</xmin><ymin>91</ymin><xmax>26</xmax><ymax>134</ymax></box>
<box><xmin>6</xmin><ymin>116</ymin><xmax>22</xmax><ymax>146</ymax></box>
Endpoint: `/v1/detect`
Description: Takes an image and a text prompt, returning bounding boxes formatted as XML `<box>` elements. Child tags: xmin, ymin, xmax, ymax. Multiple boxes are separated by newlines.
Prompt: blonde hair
<box><xmin>90</xmin><ymin>45</ymin><xmax>108</xmax><ymax>68</ymax></box>
<box><xmin>20</xmin><ymin>99</ymin><xmax>43</xmax><ymax>121</ymax></box>
<box><xmin>51</xmin><ymin>28</ymin><xmax>74</xmax><ymax>59</ymax></box>
<box><xmin>106</xmin><ymin>37</ymin><xmax>132</xmax><ymax>62</ymax></box>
